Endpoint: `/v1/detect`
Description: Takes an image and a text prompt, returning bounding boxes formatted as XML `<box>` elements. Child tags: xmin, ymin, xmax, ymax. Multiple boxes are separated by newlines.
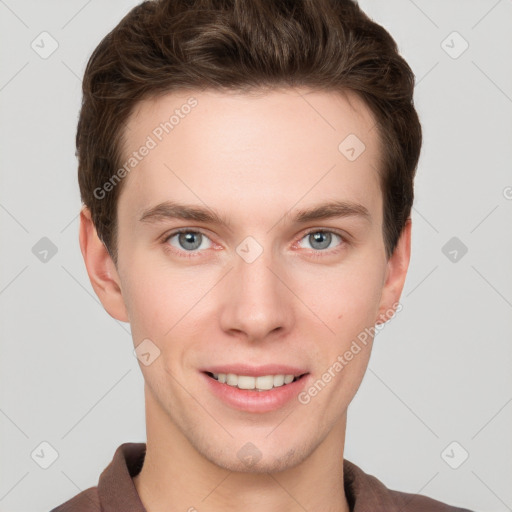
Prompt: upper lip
<box><xmin>202</xmin><ymin>364</ymin><xmax>308</xmax><ymax>377</ymax></box>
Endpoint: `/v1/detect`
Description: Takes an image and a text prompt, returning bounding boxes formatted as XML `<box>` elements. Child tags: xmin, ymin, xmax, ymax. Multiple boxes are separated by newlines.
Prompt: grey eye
<box><xmin>309</xmin><ymin>232</ymin><xmax>331</xmax><ymax>250</ymax></box>
<box><xmin>300</xmin><ymin>231</ymin><xmax>342</xmax><ymax>251</ymax></box>
<box><xmin>168</xmin><ymin>231</ymin><xmax>212</xmax><ymax>252</ymax></box>
<box><xmin>178</xmin><ymin>232</ymin><xmax>202</xmax><ymax>250</ymax></box>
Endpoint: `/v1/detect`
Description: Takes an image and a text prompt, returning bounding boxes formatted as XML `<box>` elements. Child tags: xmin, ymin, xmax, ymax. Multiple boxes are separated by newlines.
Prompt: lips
<box><xmin>200</xmin><ymin>364</ymin><xmax>310</xmax><ymax>413</ymax></box>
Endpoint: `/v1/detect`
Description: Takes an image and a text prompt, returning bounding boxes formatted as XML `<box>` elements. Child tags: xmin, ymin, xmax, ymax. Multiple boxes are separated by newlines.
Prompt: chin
<box><xmin>195</xmin><ymin>434</ymin><xmax>320</xmax><ymax>475</ymax></box>
<box><xmin>207</xmin><ymin>449</ymin><xmax>304</xmax><ymax>474</ymax></box>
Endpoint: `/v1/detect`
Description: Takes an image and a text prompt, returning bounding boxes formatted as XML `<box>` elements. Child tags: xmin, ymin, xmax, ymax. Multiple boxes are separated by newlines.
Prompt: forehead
<box><xmin>117</xmin><ymin>87</ymin><xmax>382</xmax><ymax>227</ymax></box>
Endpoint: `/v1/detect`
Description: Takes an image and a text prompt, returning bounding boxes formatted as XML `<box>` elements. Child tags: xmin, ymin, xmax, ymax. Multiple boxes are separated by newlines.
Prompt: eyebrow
<box><xmin>138</xmin><ymin>199</ymin><xmax>371</xmax><ymax>228</ymax></box>
<box><xmin>289</xmin><ymin>200</ymin><xmax>371</xmax><ymax>224</ymax></box>
<box><xmin>139</xmin><ymin>201</ymin><xmax>233</xmax><ymax>229</ymax></box>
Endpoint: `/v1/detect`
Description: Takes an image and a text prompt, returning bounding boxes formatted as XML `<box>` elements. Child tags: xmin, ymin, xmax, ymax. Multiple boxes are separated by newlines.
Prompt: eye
<box><xmin>164</xmin><ymin>229</ymin><xmax>213</xmax><ymax>253</ymax></box>
<box><xmin>297</xmin><ymin>230</ymin><xmax>344</xmax><ymax>252</ymax></box>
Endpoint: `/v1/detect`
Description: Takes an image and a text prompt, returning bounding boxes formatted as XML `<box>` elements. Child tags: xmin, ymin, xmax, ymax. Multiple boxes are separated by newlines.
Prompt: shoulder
<box><xmin>343</xmin><ymin>459</ymin><xmax>475</xmax><ymax>512</ymax></box>
<box><xmin>49</xmin><ymin>486</ymin><xmax>100</xmax><ymax>512</ymax></box>
<box><xmin>389</xmin><ymin>486</ymin><xmax>475</xmax><ymax>512</ymax></box>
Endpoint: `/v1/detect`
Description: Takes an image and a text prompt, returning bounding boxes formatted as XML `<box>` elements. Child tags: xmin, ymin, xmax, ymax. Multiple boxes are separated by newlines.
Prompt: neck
<box><xmin>133</xmin><ymin>387</ymin><xmax>350</xmax><ymax>512</ymax></box>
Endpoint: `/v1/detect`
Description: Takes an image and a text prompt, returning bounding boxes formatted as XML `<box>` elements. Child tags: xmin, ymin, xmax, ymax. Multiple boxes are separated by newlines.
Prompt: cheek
<box><xmin>118</xmin><ymin>254</ymin><xmax>170</xmax><ymax>339</ymax></box>
<box><xmin>302</xmin><ymin>250</ymin><xmax>386</xmax><ymax>331</ymax></box>
<box><xmin>123</xmin><ymin>277</ymin><xmax>169</xmax><ymax>340</ymax></box>
<box><xmin>120</xmin><ymin>253</ymin><xmax>214</xmax><ymax>346</ymax></box>
<box><xmin>295</xmin><ymin>249</ymin><xmax>385</xmax><ymax>397</ymax></box>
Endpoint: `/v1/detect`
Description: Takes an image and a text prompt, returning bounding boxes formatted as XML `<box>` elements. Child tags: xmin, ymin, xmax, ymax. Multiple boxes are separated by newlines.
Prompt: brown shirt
<box><xmin>50</xmin><ymin>443</ymin><xmax>474</xmax><ymax>512</ymax></box>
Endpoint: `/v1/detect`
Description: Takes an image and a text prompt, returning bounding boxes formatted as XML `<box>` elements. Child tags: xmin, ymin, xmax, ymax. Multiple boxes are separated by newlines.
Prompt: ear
<box><xmin>375</xmin><ymin>218</ymin><xmax>411</xmax><ymax>325</ymax></box>
<box><xmin>78</xmin><ymin>205</ymin><xmax>129</xmax><ymax>323</ymax></box>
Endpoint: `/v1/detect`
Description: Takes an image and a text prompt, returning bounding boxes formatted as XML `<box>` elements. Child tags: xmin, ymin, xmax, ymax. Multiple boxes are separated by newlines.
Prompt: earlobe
<box><xmin>375</xmin><ymin>218</ymin><xmax>412</xmax><ymax>325</ymax></box>
<box><xmin>78</xmin><ymin>205</ymin><xmax>129</xmax><ymax>323</ymax></box>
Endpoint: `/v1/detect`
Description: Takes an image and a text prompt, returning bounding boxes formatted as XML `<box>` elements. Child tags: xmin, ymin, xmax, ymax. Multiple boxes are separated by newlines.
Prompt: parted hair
<box><xmin>77</xmin><ymin>0</ymin><xmax>422</xmax><ymax>264</ymax></box>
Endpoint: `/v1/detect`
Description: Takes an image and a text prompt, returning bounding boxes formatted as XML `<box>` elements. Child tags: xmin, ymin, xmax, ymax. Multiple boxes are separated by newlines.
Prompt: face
<box><xmin>85</xmin><ymin>87</ymin><xmax>409</xmax><ymax>473</ymax></box>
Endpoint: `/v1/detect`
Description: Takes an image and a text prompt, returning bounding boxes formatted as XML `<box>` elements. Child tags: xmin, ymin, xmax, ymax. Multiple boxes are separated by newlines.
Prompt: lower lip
<box><xmin>202</xmin><ymin>372</ymin><xmax>310</xmax><ymax>413</ymax></box>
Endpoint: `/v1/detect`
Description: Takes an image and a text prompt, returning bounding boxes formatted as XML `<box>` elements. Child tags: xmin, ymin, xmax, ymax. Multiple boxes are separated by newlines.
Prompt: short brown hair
<box><xmin>77</xmin><ymin>0</ymin><xmax>422</xmax><ymax>265</ymax></box>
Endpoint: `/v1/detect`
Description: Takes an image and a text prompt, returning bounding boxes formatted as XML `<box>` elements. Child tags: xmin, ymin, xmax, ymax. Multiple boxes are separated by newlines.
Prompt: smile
<box><xmin>202</xmin><ymin>370</ymin><xmax>310</xmax><ymax>413</ymax></box>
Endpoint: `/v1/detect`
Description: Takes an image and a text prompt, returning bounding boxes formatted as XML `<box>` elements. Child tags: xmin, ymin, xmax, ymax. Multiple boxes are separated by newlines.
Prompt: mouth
<box><xmin>204</xmin><ymin>371</ymin><xmax>308</xmax><ymax>391</ymax></box>
<box><xmin>200</xmin><ymin>364</ymin><xmax>311</xmax><ymax>412</ymax></box>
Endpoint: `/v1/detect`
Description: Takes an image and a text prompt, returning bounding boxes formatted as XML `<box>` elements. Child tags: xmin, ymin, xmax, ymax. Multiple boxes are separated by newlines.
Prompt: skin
<box><xmin>79</xmin><ymin>87</ymin><xmax>411</xmax><ymax>512</ymax></box>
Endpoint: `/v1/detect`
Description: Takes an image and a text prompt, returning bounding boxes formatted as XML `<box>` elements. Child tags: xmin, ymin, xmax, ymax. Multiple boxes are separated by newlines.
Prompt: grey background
<box><xmin>0</xmin><ymin>1</ymin><xmax>511</xmax><ymax>511</ymax></box>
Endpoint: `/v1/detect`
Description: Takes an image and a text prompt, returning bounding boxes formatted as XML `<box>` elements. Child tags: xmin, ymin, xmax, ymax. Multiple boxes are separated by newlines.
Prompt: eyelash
<box><xmin>161</xmin><ymin>228</ymin><xmax>347</xmax><ymax>259</ymax></box>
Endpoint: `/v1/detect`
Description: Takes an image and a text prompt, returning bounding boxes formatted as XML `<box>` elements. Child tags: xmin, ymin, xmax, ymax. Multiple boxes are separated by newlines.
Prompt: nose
<box><xmin>218</xmin><ymin>245</ymin><xmax>294</xmax><ymax>342</ymax></box>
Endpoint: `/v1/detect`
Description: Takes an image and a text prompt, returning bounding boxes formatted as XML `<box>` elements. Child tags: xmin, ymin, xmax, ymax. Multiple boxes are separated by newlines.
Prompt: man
<box><xmin>50</xmin><ymin>0</ymin><xmax>475</xmax><ymax>510</ymax></box>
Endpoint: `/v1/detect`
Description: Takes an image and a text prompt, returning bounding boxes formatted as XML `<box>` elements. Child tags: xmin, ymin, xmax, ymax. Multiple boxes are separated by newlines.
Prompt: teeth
<box><xmin>273</xmin><ymin>374</ymin><xmax>285</xmax><ymax>387</ymax></box>
<box><xmin>211</xmin><ymin>373</ymin><xmax>300</xmax><ymax>391</ymax></box>
<box><xmin>226</xmin><ymin>373</ymin><xmax>238</xmax><ymax>386</ymax></box>
<box><xmin>256</xmin><ymin>375</ymin><xmax>274</xmax><ymax>390</ymax></box>
<box><xmin>237</xmin><ymin>375</ymin><xmax>256</xmax><ymax>389</ymax></box>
